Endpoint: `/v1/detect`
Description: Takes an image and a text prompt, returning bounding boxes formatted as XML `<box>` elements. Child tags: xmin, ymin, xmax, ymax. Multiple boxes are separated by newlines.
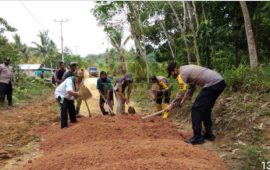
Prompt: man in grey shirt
<box><xmin>0</xmin><ymin>58</ymin><xmax>15</xmax><ymax>106</ymax></box>
<box><xmin>165</xmin><ymin>62</ymin><xmax>226</xmax><ymax>145</ymax></box>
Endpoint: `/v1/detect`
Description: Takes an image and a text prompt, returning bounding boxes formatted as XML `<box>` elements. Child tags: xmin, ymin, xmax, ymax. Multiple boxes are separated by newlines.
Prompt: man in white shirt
<box><xmin>55</xmin><ymin>70</ymin><xmax>83</xmax><ymax>128</ymax></box>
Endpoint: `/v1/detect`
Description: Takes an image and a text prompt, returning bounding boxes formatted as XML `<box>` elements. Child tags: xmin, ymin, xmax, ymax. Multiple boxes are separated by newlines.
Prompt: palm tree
<box><xmin>107</xmin><ymin>27</ymin><xmax>131</xmax><ymax>74</ymax></box>
<box><xmin>32</xmin><ymin>30</ymin><xmax>58</xmax><ymax>69</ymax></box>
<box><xmin>13</xmin><ymin>34</ymin><xmax>30</xmax><ymax>63</ymax></box>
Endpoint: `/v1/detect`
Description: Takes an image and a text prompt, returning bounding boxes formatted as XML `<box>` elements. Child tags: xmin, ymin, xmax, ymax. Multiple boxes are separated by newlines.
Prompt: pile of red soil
<box><xmin>23</xmin><ymin>115</ymin><xmax>227</xmax><ymax>170</ymax></box>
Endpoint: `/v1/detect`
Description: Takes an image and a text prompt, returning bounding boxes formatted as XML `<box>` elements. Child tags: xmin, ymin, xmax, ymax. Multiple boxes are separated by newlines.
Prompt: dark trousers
<box><xmin>0</xmin><ymin>82</ymin><xmax>12</xmax><ymax>105</ymax></box>
<box><xmin>99</xmin><ymin>91</ymin><xmax>114</xmax><ymax>115</ymax></box>
<box><xmin>58</xmin><ymin>97</ymin><xmax>77</xmax><ymax>128</ymax></box>
<box><xmin>191</xmin><ymin>80</ymin><xmax>226</xmax><ymax>137</ymax></box>
<box><xmin>156</xmin><ymin>90</ymin><xmax>171</xmax><ymax>104</ymax></box>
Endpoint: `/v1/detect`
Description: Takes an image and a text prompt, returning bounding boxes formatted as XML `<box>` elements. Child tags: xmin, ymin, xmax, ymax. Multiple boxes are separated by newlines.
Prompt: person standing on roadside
<box><xmin>165</xmin><ymin>62</ymin><xmax>226</xmax><ymax>145</ymax></box>
<box><xmin>62</xmin><ymin>62</ymin><xmax>78</xmax><ymax>81</ymax></box>
<box><xmin>54</xmin><ymin>61</ymin><xmax>66</xmax><ymax>86</ymax></box>
<box><xmin>0</xmin><ymin>58</ymin><xmax>15</xmax><ymax>106</ymax></box>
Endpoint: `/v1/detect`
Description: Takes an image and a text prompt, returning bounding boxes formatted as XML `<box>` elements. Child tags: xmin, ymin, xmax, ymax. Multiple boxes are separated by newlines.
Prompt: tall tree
<box><xmin>13</xmin><ymin>34</ymin><xmax>31</xmax><ymax>63</ymax></box>
<box><xmin>186</xmin><ymin>1</ymin><xmax>201</xmax><ymax>65</ymax></box>
<box><xmin>240</xmin><ymin>1</ymin><xmax>259</xmax><ymax>69</ymax></box>
<box><xmin>168</xmin><ymin>1</ymin><xmax>191</xmax><ymax>64</ymax></box>
<box><xmin>32</xmin><ymin>30</ymin><xmax>58</xmax><ymax>69</ymax></box>
<box><xmin>106</xmin><ymin>27</ymin><xmax>131</xmax><ymax>74</ymax></box>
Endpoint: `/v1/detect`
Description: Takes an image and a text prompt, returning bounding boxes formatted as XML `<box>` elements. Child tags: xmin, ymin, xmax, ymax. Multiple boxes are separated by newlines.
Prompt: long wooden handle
<box><xmin>141</xmin><ymin>91</ymin><xmax>189</xmax><ymax>120</ymax></box>
<box><xmin>141</xmin><ymin>110</ymin><xmax>164</xmax><ymax>120</ymax></box>
<box><xmin>84</xmin><ymin>100</ymin><xmax>91</xmax><ymax>117</ymax></box>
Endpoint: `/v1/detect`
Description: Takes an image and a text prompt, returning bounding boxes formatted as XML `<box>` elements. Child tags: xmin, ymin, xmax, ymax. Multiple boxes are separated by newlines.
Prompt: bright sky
<box><xmin>0</xmin><ymin>1</ymin><xmax>130</xmax><ymax>57</ymax></box>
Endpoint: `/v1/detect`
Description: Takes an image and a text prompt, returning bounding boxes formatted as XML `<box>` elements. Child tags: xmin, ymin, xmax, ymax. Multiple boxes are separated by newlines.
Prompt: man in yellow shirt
<box><xmin>150</xmin><ymin>76</ymin><xmax>172</xmax><ymax>119</ymax></box>
<box><xmin>165</xmin><ymin>62</ymin><xmax>226</xmax><ymax>145</ymax></box>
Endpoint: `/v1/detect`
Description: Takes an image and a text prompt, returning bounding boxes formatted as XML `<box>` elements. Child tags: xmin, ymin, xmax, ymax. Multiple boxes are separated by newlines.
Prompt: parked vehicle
<box><xmin>88</xmin><ymin>67</ymin><xmax>98</xmax><ymax>77</ymax></box>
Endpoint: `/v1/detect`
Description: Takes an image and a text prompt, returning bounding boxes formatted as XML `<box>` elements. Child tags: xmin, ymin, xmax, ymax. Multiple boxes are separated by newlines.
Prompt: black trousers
<box><xmin>156</xmin><ymin>90</ymin><xmax>171</xmax><ymax>104</ymax></box>
<box><xmin>0</xmin><ymin>82</ymin><xmax>12</xmax><ymax>105</ymax></box>
<box><xmin>58</xmin><ymin>97</ymin><xmax>77</xmax><ymax>128</ymax></box>
<box><xmin>191</xmin><ymin>80</ymin><xmax>226</xmax><ymax>137</ymax></box>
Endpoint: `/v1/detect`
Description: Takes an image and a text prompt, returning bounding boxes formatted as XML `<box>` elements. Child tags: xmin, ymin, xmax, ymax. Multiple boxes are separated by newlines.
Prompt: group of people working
<box><xmin>52</xmin><ymin>60</ymin><xmax>226</xmax><ymax>145</ymax></box>
<box><xmin>54</xmin><ymin>61</ymin><xmax>134</xmax><ymax>129</ymax></box>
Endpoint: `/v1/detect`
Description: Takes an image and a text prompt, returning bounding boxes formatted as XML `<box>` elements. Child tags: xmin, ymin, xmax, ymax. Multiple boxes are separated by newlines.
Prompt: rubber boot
<box><xmin>162</xmin><ymin>103</ymin><xmax>170</xmax><ymax>119</ymax></box>
<box><xmin>155</xmin><ymin>104</ymin><xmax>162</xmax><ymax>112</ymax></box>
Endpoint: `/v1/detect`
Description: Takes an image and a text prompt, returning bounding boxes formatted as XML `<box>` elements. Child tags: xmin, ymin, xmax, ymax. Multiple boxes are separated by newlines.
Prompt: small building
<box><xmin>19</xmin><ymin>64</ymin><xmax>55</xmax><ymax>78</ymax></box>
<box><xmin>19</xmin><ymin>64</ymin><xmax>42</xmax><ymax>77</ymax></box>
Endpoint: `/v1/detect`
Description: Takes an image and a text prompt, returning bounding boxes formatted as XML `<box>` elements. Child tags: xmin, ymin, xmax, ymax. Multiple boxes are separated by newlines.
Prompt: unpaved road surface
<box><xmin>1</xmin><ymin>75</ymin><xmax>227</xmax><ymax>170</ymax></box>
<box><xmin>80</xmin><ymin>74</ymin><xmax>143</xmax><ymax>116</ymax></box>
<box><xmin>23</xmin><ymin>115</ymin><xmax>227</xmax><ymax>170</ymax></box>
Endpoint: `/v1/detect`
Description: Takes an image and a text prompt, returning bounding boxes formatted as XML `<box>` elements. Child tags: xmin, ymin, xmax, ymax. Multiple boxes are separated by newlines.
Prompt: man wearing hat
<box><xmin>0</xmin><ymin>58</ymin><xmax>15</xmax><ymax>106</ymax></box>
<box><xmin>113</xmin><ymin>74</ymin><xmax>133</xmax><ymax>114</ymax></box>
<box><xmin>165</xmin><ymin>62</ymin><xmax>226</xmax><ymax>145</ymax></box>
<box><xmin>55</xmin><ymin>69</ymin><xmax>83</xmax><ymax>128</ymax></box>
<box><xmin>150</xmin><ymin>75</ymin><xmax>172</xmax><ymax>119</ymax></box>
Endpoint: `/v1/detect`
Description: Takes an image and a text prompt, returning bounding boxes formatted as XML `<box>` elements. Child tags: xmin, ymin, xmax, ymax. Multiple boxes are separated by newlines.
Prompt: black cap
<box><xmin>167</xmin><ymin>62</ymin><xmax>178</xmax><ymax>78</ymax></box>
<box><xmin>150</xmin><ymin>75</ymin><xmax>158</xmax><ymax>82</ymax></box>
<box><xmin>4</xmin><ymin>57</ymin><xmax>10</xmax><ymax>61</ymax></box>
<box><xmin>100</xmin><ymin>71</ymin><xmax>107</xmax><ymax>76</ymax></box>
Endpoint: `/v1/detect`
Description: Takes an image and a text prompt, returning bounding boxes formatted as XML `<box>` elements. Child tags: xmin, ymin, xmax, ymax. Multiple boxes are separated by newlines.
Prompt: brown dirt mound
<box><xmin>23</xmin><ymin>115</ymin><xmax>227</xmax><ymax>170</ymax></box>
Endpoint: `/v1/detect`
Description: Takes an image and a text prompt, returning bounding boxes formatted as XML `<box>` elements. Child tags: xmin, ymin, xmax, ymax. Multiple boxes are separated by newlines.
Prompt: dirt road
<box><xmin>0</xmin><ymin>74</ymin><xmax>227</xmax><ymax>170</ymax></box>
<box><xmin>80</xmin><ymin>73</ymin><xmax>142</xmax><ymax>116</ymax></box>
<box><xmin>23</xmin><ymin>115</ymin><xmax>227</xmax><ymax>170</ymax></box>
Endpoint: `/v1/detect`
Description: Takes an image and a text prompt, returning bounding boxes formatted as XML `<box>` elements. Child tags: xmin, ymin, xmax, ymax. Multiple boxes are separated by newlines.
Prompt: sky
<box><xmin>0</xmin><ymin>1</ymin><xmax>132</xmax><ymax>57</ymax></box>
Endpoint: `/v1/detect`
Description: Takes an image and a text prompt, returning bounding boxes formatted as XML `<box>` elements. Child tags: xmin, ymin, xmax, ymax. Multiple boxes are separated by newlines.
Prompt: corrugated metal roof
<box><xmin>19</xmin><ymin>64</ymin><xmax>41</xmax><ymax>70</ymax></box>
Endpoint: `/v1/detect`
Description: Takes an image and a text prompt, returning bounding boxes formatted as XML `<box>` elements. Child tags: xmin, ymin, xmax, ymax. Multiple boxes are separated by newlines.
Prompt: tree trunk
<box><xmin>255</xmin><ymin>14</ymin><xmax>260</xmax><ymax>62</ymax></box>
<box><xmin>168</xmin><ymin>1</ymin><xmax>191</xmax><ymax>64</ymax></box>
<box><xmin>240</xmin><ymin>1</ymin><xmax>259</xmax><ymax>69</ymax></box>
<box><xmin>119</xmin><ymin>50</ymin><xmax>127</xmax><ymax>74</ymax></box>
<box><xmin>150</xmin><ymin>2</ymin><xmax>176</xmax><ymax>59</ymax></box>
<box><xmin>192</xmin><ymin>1</ymin><xmax>199</xmax><ymax>30</ymax></box>
<box><xmin>127</xmin><ymin>2</ymin><xmax>151</xmax><ymax>82</ymax></box>
<box><xmin>201</xmin><ymin>2</ymin><xmax>207</xmax><ymax>21</ymax></box>
<box><xmin>186</xmin><ymin>1</ymin><xmax>201</xmax><ymax>65</ymax></box>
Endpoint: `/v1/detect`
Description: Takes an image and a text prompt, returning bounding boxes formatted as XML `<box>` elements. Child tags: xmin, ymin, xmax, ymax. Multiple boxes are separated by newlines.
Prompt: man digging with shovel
<box><xmin>97</xmin><ymin>71</ymin><xmax>114</xmax><ymax>116</ymax></box>
<box><xmin>164</xmin><ymin>62</ymin><xmax>226</xmax><ymax>145</ymax></box>
<box><xmin>150</xmin><ymin>76</ymin><xmax>172</xmax><ymax>119</ymax></box>
<box><xmin>114</xmin><ymin>74</ymin><xmax>135</xmax><ymax>115</ymax></box>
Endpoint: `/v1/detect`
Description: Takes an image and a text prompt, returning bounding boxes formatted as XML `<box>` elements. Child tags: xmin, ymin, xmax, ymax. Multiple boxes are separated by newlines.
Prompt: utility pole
<box><xmin>73</xmin><ymin>46</ymin><xmax>79</xmax><ymax>55</ymax></box>
<box><xmin>54</xmin><ymin>19</ymin><xmax>68</xmax><ymax>62</ymax></box>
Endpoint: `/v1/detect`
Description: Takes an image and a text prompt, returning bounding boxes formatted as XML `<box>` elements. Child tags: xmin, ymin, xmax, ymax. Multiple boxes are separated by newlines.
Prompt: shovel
<box><xmin>101</xmin><ymin>94</ymin><xmax>115</xmax><ymax>116</ymax></box>
<box><xmin>78</xmin><ymin>85</ymin><xmax>92</xmax><ymax>117</ymax></box>
<box><xmin>141</xmin><ymin>91</ymin><xmax>188</xmax><ymax>120</ymax></box>
<box><xmin>127</xmin><ymin>103</ymin><xmax>136</xmax><ymax>114</ymax></box>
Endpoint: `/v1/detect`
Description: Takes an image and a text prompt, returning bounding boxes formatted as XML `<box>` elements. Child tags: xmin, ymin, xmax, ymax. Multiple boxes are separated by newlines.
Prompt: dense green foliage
<box><xmin>13</xmin><ymin>76</ymin><xmax>53</xmax><ymax>102</ymax></box>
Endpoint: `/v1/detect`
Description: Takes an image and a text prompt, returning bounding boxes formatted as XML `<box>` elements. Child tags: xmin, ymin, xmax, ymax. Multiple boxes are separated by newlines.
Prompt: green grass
<box><xmin>241</xmin><ymin>145</ymin><xmax>266</xmax><ymax>170</ymax></box>
<box><xmin>12</xmin><ymin>76</ymin><xmax>53</xmax><ymax>104</ymax></box>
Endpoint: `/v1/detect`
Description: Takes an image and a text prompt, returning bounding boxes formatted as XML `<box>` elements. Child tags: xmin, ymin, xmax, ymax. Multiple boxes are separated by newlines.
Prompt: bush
<box><xmin>13</xmin><ymin>76</ymin><xmax>53</xmax><ymax>102</ymax></box>
<box><xmin>223</xmin><ymin>65</ymin><xmax>270</xmax><ymax>92</ymax></box>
